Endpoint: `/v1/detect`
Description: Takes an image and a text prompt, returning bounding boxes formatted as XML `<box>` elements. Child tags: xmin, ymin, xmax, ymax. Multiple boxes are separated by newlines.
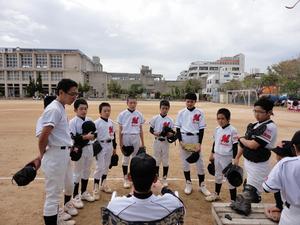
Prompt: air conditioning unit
<box><xmin>37</xmin><ymin>65</ymin><xmax>41</xmax><ymax>68</ymax></box>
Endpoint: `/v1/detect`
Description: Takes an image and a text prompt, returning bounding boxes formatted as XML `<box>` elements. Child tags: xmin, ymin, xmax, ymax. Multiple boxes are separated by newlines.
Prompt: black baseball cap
<box><xmin>291</xmin><ymin>130</ymin><xmax>300</xmax><ymax>146</ymax></box>
<box><xmin>271</xmin><ymin>140</ymin><xmax>295</xmax><ymax>157</ymax></box>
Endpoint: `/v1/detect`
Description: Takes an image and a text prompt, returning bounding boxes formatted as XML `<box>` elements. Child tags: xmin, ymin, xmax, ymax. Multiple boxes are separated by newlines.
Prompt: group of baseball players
<box><xmin>36</xmin><ymin>78</ymin><xmax>300</xmax><ymax>225</ymax></box>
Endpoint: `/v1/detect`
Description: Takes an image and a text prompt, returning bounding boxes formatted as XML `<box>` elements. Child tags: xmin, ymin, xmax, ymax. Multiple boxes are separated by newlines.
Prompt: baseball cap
<box><xmin>271</xmin><ymin>140</ymin><xmax>295</xmax><ymax>157</ymax></box>
<box><xmin>291</xmin><ymin>130</ymin><xmax>300</xmax><ymax>146</ymax></box>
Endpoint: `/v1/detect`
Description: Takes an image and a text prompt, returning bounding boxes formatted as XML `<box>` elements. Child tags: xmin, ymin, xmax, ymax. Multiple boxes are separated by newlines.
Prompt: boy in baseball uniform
<box><xmin>117</xmin><ymin>95</ymin><xmax>145</xmax><ymax>189</ymax></box>
<box><xmin>206</xmin><ymin>108</ymin><xmax>238</xmax><ymax>202</ymax></box>
<box><xmin>149</xmin><ymin>100</ymin><xmax>174</xmax><ymax>187</ymax></box>
<box><xmin>69</xmin><ymin>98</ymin><xmax>96</xmax><ymax>209</ymax></box>
<box><xmin>234</xmin><ymin>97</ymin><xmax>277</xmax><ymax>202</ymax></box>
<box><xmin>175</xmin><ymin>93</ymin><xmax>211</xmax><ymax>196</ymax></box>
<box><xmin>93</xmin><ymin>102</ymin><xmax>117</xmax><ymax>199</ymax></box>
<box><xmin>38</xmin><ymin>79</ymin><xmax>78</xmax><ymax>225</ymax></box>
<box><xmin>263</xmin><ymin>130</ymin><xmax>300</xmax><ymax>225</ymax></box>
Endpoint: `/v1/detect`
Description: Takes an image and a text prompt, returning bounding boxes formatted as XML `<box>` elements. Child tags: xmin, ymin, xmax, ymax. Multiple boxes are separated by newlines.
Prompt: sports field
<box><xmin>0</xmin><ymin>100</ymin><xmax>299</xmax><ymax>225</ymax></box>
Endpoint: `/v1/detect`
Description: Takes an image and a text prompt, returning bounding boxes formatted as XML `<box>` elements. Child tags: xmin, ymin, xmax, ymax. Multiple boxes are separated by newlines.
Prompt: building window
<box><xmin>6</xmin><ymin>54</ymin><xmax>18</xmax><ymax>67</ymax></box>
<box><xmin>0</xmin><ymin>71</ymin><xmax>4</xmax><ymax>80</ymax></box>
<box><xmin>36</xmin><ymin>54</ymin><xmax>48</xmax><ymax>68</ymax></box>
<box><xmin>209</xmin><ymin>67</ymin><xmax>219</xmax><ymax>71</ymax></box>
<box><xmin>50</xmin><ymin>55</ymin><xmax>62</xmax><ymax>68</ymax></box>
<box><xmin>232</xmin><ymin>67</ymin><xmax>239</xmax><ymax>71</ymax></box>
<box><xmin>51</xmin><ymin>72</ymin><xmax>63</xmax><ymax>81</ymax></box>
<box><xmin>215</xmin><ymin>80</ymin><xmax>219</xmax><ymax>84</ymax></box>
<box><xmin>199</xmin><ymin>67</ymin><xmax>208</xmax><ymax>70</ymax></box>
<box><xmin>0</xmin><ymin>54</ymin><xmax>3</xmax><ymax>68</ymax></box>
<box><xmin>40</xmin><ymin>72</ymin><xmax>49</xmax><ymax>81</ymax></box>
<box><xmin>22</xmin><ymin>71</ymin><xmax>33</xmax><ymax>81</ymax></box>
<box><xmin>189</xmin><ymin>67</ymin><xmax>198</xmax><ymax>71</ymax></box>
<box><xmin>7</xmin><ymin>71</ymin><xmax>19</xmax><ymax>80</ymax></box>
<box><xmin>21</xmin><ymin>54</ymin><xmax>32</xmax><ymax>67</ymax></box>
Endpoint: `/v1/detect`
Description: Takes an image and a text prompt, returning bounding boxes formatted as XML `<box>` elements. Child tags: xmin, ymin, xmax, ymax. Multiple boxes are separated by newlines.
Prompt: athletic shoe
<box><xmin>100</xmin><ymin>181</ymin><xmax>113</xmax><ymax>193</ymax></box>
<box><xmin>199</xmin><ymin>183</ymin><xmax>211</xmax><ymax>196</ymax></box>
<box><xmin>184</xmin><ymin>181</ymin><xmax>193</xmax><ymax>195</ymax></box>
<box><xmin>64</xmin><ymin>201</ymin><xmax>78</xmax><ymax>216</ymax></box>
<box><xmin>58</xmin><ymin>208</ymin><xmax>72</xmax><ymax>221</ymax></box>
<box><xmin>81</xmin><ymin>191</ymin><xmax>95</xmax><ymax>202</ymax></box>
<box><xmin>58</xmin><ymin>218</ymin><xmax>76</xmax><ymax>225</ymax></box>
<box><xmin>93</xmin><ymin>184</ymin><xmax>100</xmax><ymax>201</ymax></box>
<box><xmin>162</xmin><ymin>176</ymin><xmax>168</xmax><ymax>187</ymax></box>
<box><xmin>72</xmin><ymin>195</ymin><xmax>84</xmax><ymax>209</ymax></box>
<box><xmin>123</xmin><ymin>175</ymin><xmax>131</xmax><ymax>189</ymax></box>
<box><xmin>205</xmin><ymin>192</ymin><xmax>221</xmax><ymax>202</ymax></box>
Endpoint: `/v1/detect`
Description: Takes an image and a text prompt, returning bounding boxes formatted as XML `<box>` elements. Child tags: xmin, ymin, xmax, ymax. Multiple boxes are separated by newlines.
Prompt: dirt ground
<box><xmin>0</xmin><ymin>100</ymin><xmax>299</xmax><ymax>225</ymax></box>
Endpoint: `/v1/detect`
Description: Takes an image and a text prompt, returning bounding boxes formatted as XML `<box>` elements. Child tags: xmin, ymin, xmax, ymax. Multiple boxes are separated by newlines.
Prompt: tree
<box><xmin>36</xmin><ymin>73</ymin><xmax>43</xmax><ymax>94</ymax></box>
<box><xmin>78</xmin><ymin>82</ymin><xmax>90</xmax><ymax>97</ymax></box>
<box><xmin>242</xmin><ymin>76</ymin><xmax>261</xmax><ymax>89</ymax></box>
<box><xmin>107</xmin><ymin>80</ymin><xmax>122</xmax><ymax>98</ymax></box>
<box><xmin>26</xmin><ymin>76</ymin><xmax>36</xmax><ymax>97</ymax></box>
<box><xmin>184</xmin><ymin>79</ymin><xmax>202</xmax><ymax>93</ymax></box>
<box><xmin>220</xmin><ymin>79</ymin><xmax>243</xmax><ymax>91</ymax></box>
<box><xmin>128</xmin><ymin>84</ymin><xmax>144</xmax><ymax>96</ymax></box>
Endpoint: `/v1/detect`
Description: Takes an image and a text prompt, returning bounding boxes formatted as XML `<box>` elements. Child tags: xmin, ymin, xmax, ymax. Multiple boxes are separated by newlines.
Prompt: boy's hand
<box><xmin>233</xmin><ymin>157</ymin><xmax>239</xmax><ymax>166</ymax></box>
<box><xmin>153</xmin><ymin>132</ymin><xmax>160</xmax><ymax>137</ymax></box>
<box><xmin>151</xmin><ymin>180</ymin><xmax>163</xmax><ymax>195</ymax></box>
<box><xmin>84</xmin><ymin>132</ymin><xmax>95</xmax><ymax>141</ymax></box>
<box><xmin>209</xmin><ymin>153</ymin><xmax>214</xmax><ymax>162</ymax></box>
<box><xmin>195</xmin><ymin>143</ymin><xmax>201</xmax><ymax>152</ymax></box>
<box><xmin>113</xmin><ymin>149</ymin><xmax>116</xmax><ymax>155</ymax></box>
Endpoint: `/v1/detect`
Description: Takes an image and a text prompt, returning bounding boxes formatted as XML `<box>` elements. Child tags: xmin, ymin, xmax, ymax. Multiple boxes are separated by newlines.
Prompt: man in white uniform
<box><xmin>117</xmin><ymin>95</ymin><xmax>145</xmax><ymax>188</ymax></box>
<box><xmin>263</xmin><ymin>130</ymin><xmax>300</xmax><ymax>225</ymax></box>
<box><xmin>175</xmin><ymin>93</ymin><xmax>210</xmax><ymax>196</ymax></box>
<box><xmin>38</xmin><ymin>79</ymin><xmax>78</xmax><ymax>225</ymax></box>
<box><xmin>107</xmin><ymin>152</ymin><xmax>184</xmax><ymax>222</ymax></box>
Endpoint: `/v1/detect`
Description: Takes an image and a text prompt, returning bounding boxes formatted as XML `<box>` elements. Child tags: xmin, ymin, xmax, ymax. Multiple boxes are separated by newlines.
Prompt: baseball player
<box><xmin>93</xmin><ymin>102</ymin><xmax>117</xmax><ymax>199</ymax></box>
<box><xmin>117</xmin><ymin>95</ymin><xmax>145</xmax><ymax>189</ymax></box>
<box><xmin>263</xmin><ymin>130</ymin><xmax>300</xmax><ymax>225</ymax></box>
<box><xmin>175</xmin><ymin>93</ymin><xmax>210</xmax><ymax>196</ymax></box>
<box><xmin>38</xmin><ymin>79</ymin><xmax>78</xmax><ymax>225</ymax></box>
<box><xmin>69</xmin><ymin>98</ymin><xmax>96</xmax><ymax>209</ymax></box>
<box><xmin>206</xmin><ymin>108</ymin><xmax>238</xmax><ymax>202</ymax></box>
<box><xmin>149</xmin><ymin>100</ymin><xmax>174</xmax><ymax>187</ymax></box>
<box><xmin>106</xmin><ymin>152</ymin><xmax>184</xmax><ymax>222</ymax></box>
<box><xmin>234</xmin><ymin>97</ymin><xmax>277</xmax><ymax>202</ymax></box>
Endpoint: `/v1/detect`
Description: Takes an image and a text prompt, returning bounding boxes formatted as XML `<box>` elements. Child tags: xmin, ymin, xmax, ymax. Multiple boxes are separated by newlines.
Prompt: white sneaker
<box><xmin>81</xmin><ymin>191</ymin><xmax>95</xmax><ymax>202</ymax></box>
<box><xmin>123</xmin><ymin>175</ymin><xmax>131</xmax><ymax>189</ymax></box>
<box><xmin>162</xmin><ymin>176</ymin><xmax>168</xmax><ymax>187</ymax></box>
<box><xmin>100</xmin><ymin>181</ymin><xmax>113</xmax><ymax>193</ymax></box>
<box><xmin>93</xmin><ymin>184</ymin><xmax>100</xmax><ymax>201</ymax></box>
<box><xmin>58</xmin><ymin>208</ymin><xmax>72</xmax><ymax>221</ymax></box>
<box><xmin>199</xmin><ymin>183</ymin><xmax>211</xmax><ymax>196</ymax></box>
<box><xmin>58</xmin><ymin>218</ymin><xmax>76</xmax><ymax>225</ymax></box>
<box><xmin>205</xmin><ymin>192</ymin><xmax>221</xmax><ymax>202</ymax></box>
<box><xmin>184</xmin><ymin>181</ymin><xmax>193</xmax><ymax>195</ymax></box>
<box><xmin>72</xmin><ymin>195</ymin><xmax>84</xmax><ymax>209</ymax></box>
<box><xmin>64</xmin><ymin>201</ymin><xmax>78</xmax><ymax>216</ymax></box>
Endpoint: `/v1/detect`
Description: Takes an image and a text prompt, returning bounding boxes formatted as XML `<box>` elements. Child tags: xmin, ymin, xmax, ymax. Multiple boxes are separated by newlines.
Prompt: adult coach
<box><xmin>38</xmin><ymin>79</ymin><xmax>78</xmax><ymax>225</ymax></box>
<box><xmin>263</xmin><ymin>130</ymin><xmax>300</xmax><ymax>225</ymax></box>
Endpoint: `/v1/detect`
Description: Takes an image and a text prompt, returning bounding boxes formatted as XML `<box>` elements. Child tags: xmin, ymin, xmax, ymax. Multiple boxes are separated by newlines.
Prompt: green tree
<box><xmin>107</xmin><ymin>80</ymin><xmax>122</xmax><ymax>98</ymax></box>
<box><xmin>78</xmin><ymin>82</ymin><xmax>90</xmax><ymax>97</ymax></box>
<box><xmin>220</xmin><ymin>79</ymin><xmax>243</xmax><ymax>91</ymax></box>
<box><xmin>36</xmin><ymin>73</ymin><xmax>43</xmax><ymax>94</ymax></box>
<box><xmin>242</xmin><ymin>76</ymin><xmax>261</xmax><ymax>89</ymax></box>
<box><xmin>26</xmin><ymin>76</ymin><xmax>36</xmax><ymax>97</ymax></box>
<box><xmin>129</xmin><ymin>84</ymin><xmax>144</xmax><ymax>95</ymax></box>
<box><xmin>184</xmin><ymin>79</ymin><xmax>202</xmax><ymax>93</ymax></box>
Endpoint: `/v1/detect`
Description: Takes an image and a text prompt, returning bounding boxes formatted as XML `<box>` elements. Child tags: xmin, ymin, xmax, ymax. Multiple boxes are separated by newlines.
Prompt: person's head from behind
<box><xmin>99</xmin><ymin>102</ymin><xmax>111</xmax><ymax>119</ymax></box>
<box><xmin>130</xmin><ymin>152</ymin><xmax>157</xmax><ymax>193</ymax></box>
<box><xmin>160</xmin><ymin>100</ymin><xmax>170</xmax><ymax>116</ymax></box>
<box><xmin>217</xmin><ymin>108</ymin><xmax>231</xmax><ymax>127</ymax></box>
<box><xmin>291</xmin><ymin>130</ymin><xmax>300</xmax><ymax>155</ymax></box>
<box><xmin>272</xmin><ymin>140</ymin><xmax>296</xmax><ymax>161</ymax></box>
<box><xmin>127</xmin><ymin>95</ymin><xmax>137</xmax><ymax>111</ymax></box>
<box><xmin>185</xmin><ymin>93</ymin><xmax>197</xmax><ymax>109</ymax></box>
<box><xmin>74</xmin><ymin>98</ymin><xmax>88</xmax><ymax>118</ymax></box>
<box><xmin>43</xmin><ymin>96</ymin><xmax>56</xmax><ymax>109</ymax></box>
<box><xmin>253</xmin><ymin>97</ymin><xmax>274</xmax><ymax>122</ymax></box>
<box><xmin>56</xmin><ymin>79</ymin><xmax>78</xmax><ymax>105</ymax></box>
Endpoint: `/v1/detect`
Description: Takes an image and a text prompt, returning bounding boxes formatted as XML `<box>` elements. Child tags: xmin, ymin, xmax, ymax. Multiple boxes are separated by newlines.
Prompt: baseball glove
<box><xmin>160</xmin><ymin>126</ymin><xmax>175</xmax><ymax>137</ymax></box>
<box><xmin>230</xmin><ymin>194</ymin><xmax>251</xmax><ymax>216</ymax></box>
<box><xmin>121</xmin><ymin>145</ymin><xmax>134</xmax><ymax>157</ymax></box>
<box><xmin>12</xmin><ymin>157</ymin><xmax>41</xmax><ymax>186</ymax></box>
<box><xmin>70</xmin><ymin>146</ymin><xmax>82</xmax><ymax>161</ymax></box>
<box><xmin>109</xmin><ymin>154</ymin><xmax>119</xmax><ymax>169</ymax></box>
<box><xmin>207</xmin><ymin>160</ymin><xmax>215</xmax><ymax>176</ymax></box>
<box><xmin>93</xmin><ymin>140</ymin><xmax>102</xmax><ymax>157</ymax></box>
<box><xmin>186</xmin><ymin>152</ymin><xmax>200</xmax><ymax>163</ymax></box>
<box><xmin>182</xmin><ymin>143</ymin><xmax>199</xmax><ymax>152</ymax></box>
<box><xmin>222</xmin><ymin>163</ymin><xmax>243</xmax><ymax>187</ymax></box>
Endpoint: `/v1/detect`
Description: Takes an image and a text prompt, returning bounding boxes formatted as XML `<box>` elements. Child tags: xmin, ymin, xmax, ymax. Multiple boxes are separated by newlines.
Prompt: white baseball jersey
<box><xmin>35</xmin><ymin>116</ymin><xmax>42</xmax><ymax>137</ymax></box>
<box><xmin>107</xmin><ymin>193</ymin><xmax>183</xmax><ymax>221</ymax></box>
<box><xmin>39</xmin><ymin>100</ymin><xmax>72</xmax><ymax>146</ymax></box>
<box><xmin>69</xmin><ymin>116</ymin><xmax>94</xmax><ymax>144</ymax></box>
<box><xmin>253</xmin><ymin>119</ymin><xmax>277</xmax><ymax>149</ymax></box>
<box><xmin>94</xmin><ymin>117</ymin><xmax>115</xmax><ymax>141</ymax></box>
<box><xmin>213</xmin><ymin>125</ymin><xmax>238</xmax><ymax>156</ymax></box>
<box><xmin>175</xmin><ymin>108</ymin><xmax>206</xmax><ymax>133</ymax></box>
<box><xmin>117</xmin><ymin>109</ymin><xmax>145</xmax><ymax>134</ymax></box>
<box><xmin>263</xmin><ymin>156</ymin><xmax>300</xmax><ymax>207</ymax></box>
<box><xmin>149</xmin><ymin>114</ymin><xmax>174</xmax><ymax>133</ymax></box>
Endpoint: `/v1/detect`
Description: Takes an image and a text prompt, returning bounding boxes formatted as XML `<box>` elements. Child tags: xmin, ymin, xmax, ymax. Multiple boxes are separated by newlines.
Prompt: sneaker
<box><xmin>58</xmin><ymin>218</ymin><xmax>76</xmax><ymax>225</ymax></box>
<box><xmin>199</xmin><ymin>183</ymin><xmax>211</xmax><ymax>196</ymax></box>
<box><xmin>184</xmin><ymin>181</ymin><xmax>193</xmax><ymax>195</ymax></box>
<box><xmin>100</xmin><ymin>182</ymin><xmax>113</xmax><ymax>193</ymax></box>
<box><xmin>72</xmin><ymin>195</ymin><xmax>84</xmax><ymax>209</ymax></box>
<box><xmin>205</xmin><ymin>192</ymin><xmax>221</xmax><ymax>202</ymax></box>
<box><xmin>123</xmin><ymin>175</ymin><xmax>131</xmax><ymax>189</ymax></box>
<box><xmin>81</xmin><ymin>191</ymin><xmax>95</xmax><ymax>202</ymax></box>
<box><xmin>162</xmin><ymin>176</ymin><xmax>168</xmax><ymax>187</ymax></box>
<box><xmin>64</xmin><ymin>201</ymin><xmax>78</xmax><ymax>216</ymax></box>
<box><xmin>93</xmin><ymin>184</ymin><xmax>100</xmax><ymax>201</ymax></box>
<box><xmin>58</xmin><ymin>208</ymin><xmax>72</xmax><ymax>221</ymax></box>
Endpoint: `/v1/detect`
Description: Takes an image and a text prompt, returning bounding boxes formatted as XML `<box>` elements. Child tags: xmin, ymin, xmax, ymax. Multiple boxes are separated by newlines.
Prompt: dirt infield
<box><xmin>0</xmin><ymin>100</ymin><xmax>299</xmax><ymax>225</ymax></box>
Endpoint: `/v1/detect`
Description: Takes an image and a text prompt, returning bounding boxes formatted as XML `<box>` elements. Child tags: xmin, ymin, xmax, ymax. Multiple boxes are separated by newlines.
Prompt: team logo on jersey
<box><xmin>163</xmin><ymin>121</ymin><xmax>170</xmax><ymax>127</ymax></box>
<box><xmin>109</xmin><ymin>126</ymin><xmax>114</xmax><ymax>135</ymax></box>
<box><xmin>221</xmin><ymin>134</ymin><xmax>231</xmax><ymax>144</ymax></box>
<box><xmin>262</xmin><ymin>129</ymin><xmax>272</xmax><ymax>140</ymax></box>
<box><xmin>193</xmin><ymin>114</ymin><xmax>201</xmax><ymax>123</ymax></box>
<box><xmin>132</xmin><ymin>116</ymin><xmax>139</xmax><ymax>125</ymax></box>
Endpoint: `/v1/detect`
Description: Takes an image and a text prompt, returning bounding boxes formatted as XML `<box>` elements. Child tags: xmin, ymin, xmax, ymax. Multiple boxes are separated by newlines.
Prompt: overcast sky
<box><xmin>0</xmin><ymin>0</ymin><xmax>300</xmax><ymax>79</ymax></box>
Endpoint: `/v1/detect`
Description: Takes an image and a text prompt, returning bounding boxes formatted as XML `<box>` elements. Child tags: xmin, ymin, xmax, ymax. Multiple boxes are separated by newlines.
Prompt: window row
<box><xmin>0</xmin><ymin>71</ymin><xmax>63</xmax><ymax>81</ymax></box>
